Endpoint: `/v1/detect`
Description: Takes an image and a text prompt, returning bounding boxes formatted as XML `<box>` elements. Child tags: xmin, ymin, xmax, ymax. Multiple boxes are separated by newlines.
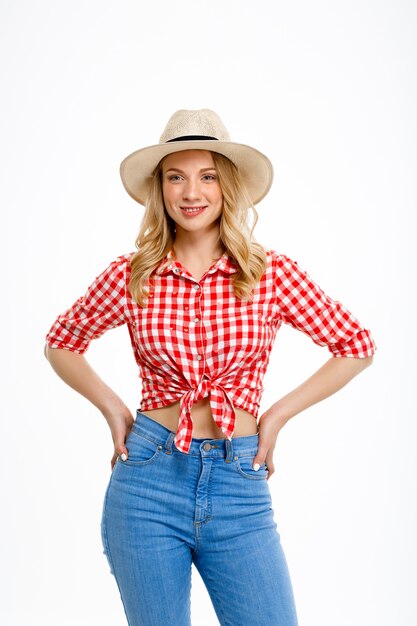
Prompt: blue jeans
<box><xmin>101</xmin><ymin>411</ymin><xmax>298</xmax><ymax>626</ymax></box>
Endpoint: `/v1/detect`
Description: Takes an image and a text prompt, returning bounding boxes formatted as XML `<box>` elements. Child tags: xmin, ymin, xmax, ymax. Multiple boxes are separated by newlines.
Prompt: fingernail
<box><xmin>253</xmin><ymin>463</ymin><xmax>260</xmax><ymax>471</ymax></box>
<box><xmin>120</xmin><ymin>453</ymin><xmax>127</xmax><ymax>461</ymax></box>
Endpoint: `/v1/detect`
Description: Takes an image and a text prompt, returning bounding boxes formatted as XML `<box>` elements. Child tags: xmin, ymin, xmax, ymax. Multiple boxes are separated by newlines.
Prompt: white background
<box><xmin>1</xmin><ymin>1</ymin><xmax>416</xmax><ymax>624</ymax></box>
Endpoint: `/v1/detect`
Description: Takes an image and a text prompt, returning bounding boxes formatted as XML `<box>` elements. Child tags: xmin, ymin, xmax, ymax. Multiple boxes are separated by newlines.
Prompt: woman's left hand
<box><xmin>252</xmin><ymin>406</ymin><xmax>286</xmax><ymax>480</ymax></box>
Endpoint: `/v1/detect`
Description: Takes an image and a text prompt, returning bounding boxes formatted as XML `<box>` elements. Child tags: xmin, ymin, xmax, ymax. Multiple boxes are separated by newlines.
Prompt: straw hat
<box><xmin>120</xmin><ymin>109</ymin><xmax>273</xmax><ymax>206</ymax></box>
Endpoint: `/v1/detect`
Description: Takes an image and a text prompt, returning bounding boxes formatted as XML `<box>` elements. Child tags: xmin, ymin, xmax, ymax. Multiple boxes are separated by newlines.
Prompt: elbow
<box><xmin>358</xmin><ymin>354</ymin><xmax>374</xmax><ymax>370</ymax></box>
<box><xmin>44</xmin><ymin>344</ymin><xmax>56</xmax><ymax>362</ymax></box>
<box><xmin>332</xmin><ymin>353</ymin><xmax>374</xmax><ymax>372</ymax></box>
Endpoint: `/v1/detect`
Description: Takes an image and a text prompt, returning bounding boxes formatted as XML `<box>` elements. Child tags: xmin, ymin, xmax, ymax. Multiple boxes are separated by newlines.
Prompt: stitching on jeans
<box><xmin>235</xmin><ymin>456</ymin><xmax>267</xmax><ymax>481</ymax></box>
<box><xmin>101</xmin><ymin>475</ymin><xmax>135</xmax><ymax>626</ymax></box>
<box><xmin>206</xmin><ymin>459</ymin><xmax>215</xmax><ymax>519</ymax></box>
<box><xmin>101</xmin><ymin>477</ymin><xmax>116</xmax><ymax>576</ymax></box>
<box><xmin>130</xmin><ymin>427</ymin><xmax>164</xmax><ymax>447</ymax></box>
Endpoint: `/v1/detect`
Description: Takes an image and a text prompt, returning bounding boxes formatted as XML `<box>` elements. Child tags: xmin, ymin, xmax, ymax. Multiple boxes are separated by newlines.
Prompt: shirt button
<box><xmin>173</xmin><ymin>268</ymin><xmax>180</xmax><ymax>273</ymax></box>
<box><xmin>196</xmin><ymin>355</ymin><xmax>203</xmax><ymax>361</ymax></box>
<box><xmin>203</xmin><ymin>442</ymin><xmax>212</xmax><ymax>451</ymax></box>
<box><xmin>193</xmin><ymin>317</ymin><xmax>199</xmax><ymax>323</ymax></box>
<box><xmin>193</xmin><ymin>284</ymin><xmax>200</xmax><ymax>290</ymax></box>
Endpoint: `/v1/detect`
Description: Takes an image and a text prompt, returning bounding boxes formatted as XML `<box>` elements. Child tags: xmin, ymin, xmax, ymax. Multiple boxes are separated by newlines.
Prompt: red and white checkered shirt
<box><xmin>46</xmin><ymin>249</ymin><xmax>377</xmax><ymax>453</ymax></box>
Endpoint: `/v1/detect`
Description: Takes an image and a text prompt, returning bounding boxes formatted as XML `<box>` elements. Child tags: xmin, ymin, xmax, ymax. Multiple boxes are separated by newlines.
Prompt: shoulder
<box><xmin>263</xmin><ymin>248</ymin><xmax>301</xmax><ymax>272</ymax></box>
<box><xmin>109</xmin><ymin>252</ymin><xmax>135</xmax><ymax>267</ymax></box>
<box><xmin>100</xmin><ymin>252</ymin><xmax>135</xmax><ymax>275</ymax></box>
<box><xmin>86</xmin><ymin>252</ymin><xmax>135</xmax><ymax>290</ymax></box>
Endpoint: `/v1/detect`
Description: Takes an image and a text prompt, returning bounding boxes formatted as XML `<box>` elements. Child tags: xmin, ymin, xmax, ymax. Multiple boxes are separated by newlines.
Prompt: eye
<box><xmin>202</xmin><ymin>174</ymin><xmax>217</xmax><ymax>181</ymax></box>
<box><xmin>168</xmin><ymin>174</ymin><xmax>183</xmax><ymax>182</ymax></box>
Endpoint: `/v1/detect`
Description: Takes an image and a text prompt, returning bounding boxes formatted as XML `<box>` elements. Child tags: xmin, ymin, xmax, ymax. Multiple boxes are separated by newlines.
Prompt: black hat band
<box><xmin>166</xmin><ymin>135</ymin><xmax>219</xmax><ymax>143</ymax></box>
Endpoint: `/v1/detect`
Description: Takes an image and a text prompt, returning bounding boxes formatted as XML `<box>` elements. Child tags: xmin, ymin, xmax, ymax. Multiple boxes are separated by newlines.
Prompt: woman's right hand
<box><xmin>104</xmin><ymin>410</ymin><xmax>135</xmax><ymax>470</ymax></box>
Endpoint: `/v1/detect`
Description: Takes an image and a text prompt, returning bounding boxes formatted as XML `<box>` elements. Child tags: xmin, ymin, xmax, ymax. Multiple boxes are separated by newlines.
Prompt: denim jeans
<box><xmin>101</xmin><ymin>411</ymin><xmax>298</xmax><ymax>626</ymax></box>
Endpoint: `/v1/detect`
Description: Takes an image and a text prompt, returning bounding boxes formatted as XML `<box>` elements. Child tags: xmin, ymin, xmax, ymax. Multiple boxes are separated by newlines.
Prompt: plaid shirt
<box><xmin>46</xmin><ymin>249</ymin><xmax>377</xmax><ymax>453</ymax></box>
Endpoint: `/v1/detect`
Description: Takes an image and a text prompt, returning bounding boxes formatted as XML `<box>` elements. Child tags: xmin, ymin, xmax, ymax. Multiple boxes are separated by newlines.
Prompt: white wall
<box><xmin>1</xmin><ymin>1</ymin><xmax>416</xmax><ymax>624</ymax></box>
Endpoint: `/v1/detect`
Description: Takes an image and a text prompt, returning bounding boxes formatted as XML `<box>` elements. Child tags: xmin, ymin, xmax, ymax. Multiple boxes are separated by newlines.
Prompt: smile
<box><xmin>180</xmin><ymin>206</ymin><xmax>207</xmax><ymax>215</ymax></box>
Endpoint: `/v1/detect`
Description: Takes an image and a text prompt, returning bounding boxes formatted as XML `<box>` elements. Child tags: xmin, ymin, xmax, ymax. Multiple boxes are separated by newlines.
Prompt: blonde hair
<box><xmin>129</xmin><ymin>151</ymin><xmax>266</xmax><ymax>306</ymax></box>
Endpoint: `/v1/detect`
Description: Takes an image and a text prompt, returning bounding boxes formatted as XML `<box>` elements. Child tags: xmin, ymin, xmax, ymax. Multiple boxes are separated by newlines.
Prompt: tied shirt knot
<box><xmin>176</xmin><ymin>376</ymin><xmax>236</xmax><ymax>453</ymax></box>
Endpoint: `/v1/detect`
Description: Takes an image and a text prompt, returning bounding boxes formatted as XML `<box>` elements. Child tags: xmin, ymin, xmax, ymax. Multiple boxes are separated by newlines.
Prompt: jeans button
<box><xmin>203</xmin><ymin>442</ymin><xmax>212</xmax><ymax>451</ymax></box>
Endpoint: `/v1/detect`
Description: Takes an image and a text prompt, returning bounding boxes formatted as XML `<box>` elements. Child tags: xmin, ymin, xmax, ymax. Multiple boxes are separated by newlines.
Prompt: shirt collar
<box><xmin>155</xmin><ymin>249</ymin><xmax>238</xmax><ymax>276</ymax></box>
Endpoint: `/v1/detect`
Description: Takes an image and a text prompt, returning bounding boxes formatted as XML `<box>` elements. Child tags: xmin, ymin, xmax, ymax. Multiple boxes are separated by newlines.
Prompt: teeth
<box><xmin>182</xmin><ymin>207</ymin><xmax>204</xmax><ymax>213</ymax></box>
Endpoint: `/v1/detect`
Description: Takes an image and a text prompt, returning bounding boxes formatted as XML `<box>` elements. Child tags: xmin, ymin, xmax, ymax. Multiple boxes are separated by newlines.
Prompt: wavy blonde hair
<box><xmin>129</xmin><ymin>151</ymin><xmax>266</xmax><ymax>306</ymax></box>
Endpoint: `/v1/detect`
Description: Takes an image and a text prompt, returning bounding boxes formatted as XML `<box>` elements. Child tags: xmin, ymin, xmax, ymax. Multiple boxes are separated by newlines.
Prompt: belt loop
<box><xmin>165</xmin><ymin>432</ymin><xmax>175</xmax><ymax>454</ymax></box>
<box><xmin>224</xmin><ymin>438</ymin><xmax>233</xmax><ymax>463</ymax></box>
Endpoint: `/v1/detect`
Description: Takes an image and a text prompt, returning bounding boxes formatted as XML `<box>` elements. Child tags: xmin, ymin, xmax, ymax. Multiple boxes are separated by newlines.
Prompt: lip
<box><xmin>179</xmin><ymin>206</ymin><xmax>207</xmax><ymax>217</ymax></box>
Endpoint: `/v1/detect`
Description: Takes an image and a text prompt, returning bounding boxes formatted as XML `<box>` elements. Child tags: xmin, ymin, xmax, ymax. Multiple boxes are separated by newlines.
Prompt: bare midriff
<box><xmin>141</xmin><ymin>396</ymin><xmax>258</xmax><ymax>439</ymax></box>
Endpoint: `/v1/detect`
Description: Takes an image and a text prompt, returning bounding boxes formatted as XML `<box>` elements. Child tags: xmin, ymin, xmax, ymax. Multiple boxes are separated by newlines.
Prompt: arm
<box><xmin>254</xmin><ymin>355</ymin><xmax>374</xmax><ymax>478</ymax></box>
<box><xmin>44</xmin><ymin>256</ymin><xmax>133</xmax><ymax>468</ymax></box>
<box><xmin>257</xmin><ymin>252</ymin><xmax>377</xmax><ymax>478</ymax></box>
<box><xmin>45</xmin><ymin>345</ymin><xmax>134</xmax><ymax>469</ymax></box>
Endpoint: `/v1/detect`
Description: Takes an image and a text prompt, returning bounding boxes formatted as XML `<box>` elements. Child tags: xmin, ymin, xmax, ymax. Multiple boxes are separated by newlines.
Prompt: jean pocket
<box><xmin>119</xmin><ymin>430</ymin><xmax>163</xmax><ymax>466</ymax></box>
<box><xmin>235</xmin><ymin>454</ymin><xmax>268</xmax><ymax>480</ymax></box>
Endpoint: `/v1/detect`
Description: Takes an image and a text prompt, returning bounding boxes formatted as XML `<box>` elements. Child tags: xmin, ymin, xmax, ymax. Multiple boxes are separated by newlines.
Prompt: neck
<box><xmin>173</xmin><ymin>227</ymin><xmax>225</xmax><ymax>262</ymax></box>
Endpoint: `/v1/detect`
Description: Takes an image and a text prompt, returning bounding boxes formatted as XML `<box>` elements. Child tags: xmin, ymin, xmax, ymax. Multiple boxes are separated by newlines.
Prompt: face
<box><xmin>161</xmin><ymin>150</ymin><xmax>223</xmax><ymax>235</ymax></box>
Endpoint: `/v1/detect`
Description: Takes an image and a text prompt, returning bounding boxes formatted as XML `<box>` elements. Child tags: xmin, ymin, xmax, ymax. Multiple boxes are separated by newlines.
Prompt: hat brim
<box><xmin>120</xmin><ymin>140</ymin><xmax>273</xmax><ymax>206</ymax></box>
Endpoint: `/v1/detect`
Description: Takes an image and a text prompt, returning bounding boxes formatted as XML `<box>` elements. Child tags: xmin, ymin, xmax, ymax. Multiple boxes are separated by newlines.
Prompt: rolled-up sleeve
<box><xmin>45</xmin><ymin>255</ymin><xmax>131</xmax><ymax>354</ymax></box>
<box><xmin>274</xmin><ymin>253</ymin><xmax>377</xmax><ymax>358</ymax></box>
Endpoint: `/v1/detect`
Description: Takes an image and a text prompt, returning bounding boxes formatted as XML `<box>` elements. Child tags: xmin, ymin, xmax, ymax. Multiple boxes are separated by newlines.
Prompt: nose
<box><xmin>183</xmin><ymin>177</ymin><xmax>202</xmax><ymax>201</ymax></box>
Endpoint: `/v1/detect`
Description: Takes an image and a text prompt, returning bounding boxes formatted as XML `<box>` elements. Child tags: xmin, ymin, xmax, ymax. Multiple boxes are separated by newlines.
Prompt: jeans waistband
<box><xmin>133</xmin><ymin>410</ymin><xmax>260</xmax><ymax>459</ymax></box>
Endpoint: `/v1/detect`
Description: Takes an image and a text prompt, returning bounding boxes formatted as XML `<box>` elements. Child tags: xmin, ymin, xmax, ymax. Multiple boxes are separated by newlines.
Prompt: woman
<box><xmin>45</xmin><ymin>109</ymin><xmax>377</xmax><ymax>626</ymax></box>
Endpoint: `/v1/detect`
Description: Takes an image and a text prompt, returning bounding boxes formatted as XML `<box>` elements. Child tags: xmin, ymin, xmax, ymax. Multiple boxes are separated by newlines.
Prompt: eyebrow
<box><xmin>164</xmin><ymin>167</ymin><xmax>217</xmax><ymax>174</ymax></box>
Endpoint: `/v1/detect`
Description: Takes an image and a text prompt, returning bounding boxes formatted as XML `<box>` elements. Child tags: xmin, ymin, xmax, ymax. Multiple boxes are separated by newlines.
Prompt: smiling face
<box><xmin>161</xmin><ymin>150</ymin><xmax>223</xmax><ymax>236</ymax></box>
